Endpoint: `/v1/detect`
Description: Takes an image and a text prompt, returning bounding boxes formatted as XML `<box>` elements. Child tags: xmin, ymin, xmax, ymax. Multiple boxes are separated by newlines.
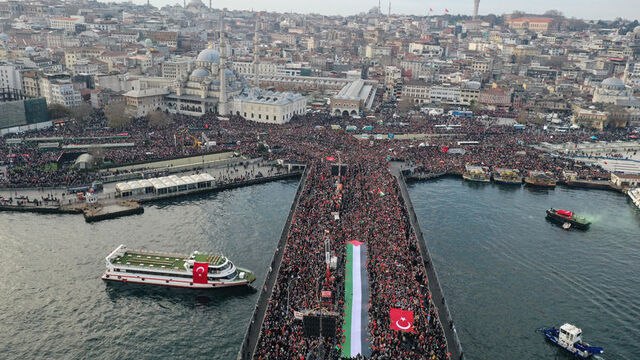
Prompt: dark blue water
<box><xmin>0</xmin><ymin>180</ymin><xmax>298</xmax><ymax>359</ymax></box>
<box><xmin>409</xmin><ymin>179</ymin><xmax>640</xmax><ymax>360</ymax></box>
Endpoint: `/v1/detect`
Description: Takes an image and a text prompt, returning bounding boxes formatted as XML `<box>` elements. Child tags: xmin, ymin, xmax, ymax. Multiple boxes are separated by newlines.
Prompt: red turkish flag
<box><xmin>192</xmin><ymin>262</ymin><xmax>209</xmax><ymax>284</ymax></box>
<box><xmin>390</xmin><ymin>308</ymin><xmax>415</xmax><ymax>332</ymax></box>
<box><xmin>326</xmin><ymin>156</ymin><xmax>336</xmax><ymax>162</ymax></box>
<box><xmin>441</xmin><ymin>146</ymin><xmax>449</xmax><ymax>153</ymax></box>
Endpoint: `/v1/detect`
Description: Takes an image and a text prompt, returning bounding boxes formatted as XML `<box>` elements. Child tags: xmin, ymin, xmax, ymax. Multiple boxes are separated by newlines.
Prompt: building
<box><xmin>330</xmin><ymin>79</ymin><xmax>377</xmax><ymax>116</ymax></box>
<box><xmin>39</xmin><ymin>76</ymin><xmax>82</xmax><ymax>108</ymax></box>
<box><xmin>506</xmin><ymin>17</ymin><xmax>553</xmax><ymax>32</ymax></box>
<box><xmin>402</xmin><ymin>81</ymin><xmax>430</xmax><ymax>104</ymax></box>
<box><xmin>0</xmin><ymin>98</ymin><xmax>49</xmax><ymax>131</ymax></box>
<box><xmin>592</xmin><ymin>77</ymin><xmax>633</xmax><ymax>104</ymax></box>
<box><xmin>0</xmin><ymin>64</ymin><xmax>22</xmax><ymax>91</ymax></box>
<box><xmin>49</xmin><ymin>16</ymin><xmax>85</xmax><ymax>32</ymax></box>
<box><xmin>123</xmin><ymin>88</ymin><xmax>170</xmax><ymax>117</ymax></box>
<box><xmin>231</xmin><ymin>89</ymin><xmax>307</xmax><ymax>124</ymax></box>
<box><xmin>478</xmin><ymin>84</ymin><xmax>512</xmax><ymax>110</ymax></box>
<box><xmin>162</xmin><ymin>57</ymin><xmax>195</xmax><ymax>80</ymax></box>
<box><xmin>572</xmin><ymin>107</ymin><xmax>609</xmax><ymax>131</ymax></box>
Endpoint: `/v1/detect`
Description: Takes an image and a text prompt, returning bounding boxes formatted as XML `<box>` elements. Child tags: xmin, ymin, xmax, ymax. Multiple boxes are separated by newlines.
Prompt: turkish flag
<box><xmin>390</xmin><ymin>308</ymin><xmax>415</xmax><ymax>332</ymax></box>
<box><xmin>441</xmin><ymin>146</ymin><xmax>449</xmax><ymax>153</ymax></box>
<box><xmin>326</xmin><ymin>156</ymin><xmax>336</xmax><ymax>162</ymax></box>
<box><xmin>192</xmin><ymin>262</ymin><xmax>209</xmax><ymax>284</ymax></box>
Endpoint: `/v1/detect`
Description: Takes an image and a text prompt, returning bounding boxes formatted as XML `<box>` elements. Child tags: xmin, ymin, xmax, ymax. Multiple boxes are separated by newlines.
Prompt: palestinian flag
<box><xmin>341</xmin><ymin>240</ymin><xmax>371</xmax><ymax>358</ymax></box>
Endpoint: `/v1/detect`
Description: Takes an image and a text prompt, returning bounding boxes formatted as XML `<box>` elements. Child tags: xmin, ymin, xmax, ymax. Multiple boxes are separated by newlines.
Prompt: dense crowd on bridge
<box><xmin>254</xmin><ymin>132</ymin><xmax>449</xmax><ymax>359</ymax></box>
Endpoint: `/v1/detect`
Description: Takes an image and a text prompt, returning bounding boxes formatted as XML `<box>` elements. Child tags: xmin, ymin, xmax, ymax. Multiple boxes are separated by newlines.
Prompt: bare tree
<box><xmin>104</xmin><ymin>102</ymin><xmax>132</xmax><ymax>129</ymax></box>
<box><xmin>48</xmin><ymin>104</ymin><xmax>71</xmax><ymax>119</ymax></box>
<box><xmin>70</xmin><ymin>103</ymin><xmax>93</xmax><ymax>126</ymax></box>
<box><xmin>147</xmin><ymin>110</ymin><xmax>173</xmax><ymax>129</ymax></box>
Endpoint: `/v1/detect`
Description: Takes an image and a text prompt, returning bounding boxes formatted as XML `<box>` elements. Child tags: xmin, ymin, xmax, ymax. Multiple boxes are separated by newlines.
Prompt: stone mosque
<box><xmin>124</xmin><ymin>28</ymin><xmax>306</xmax><ymax>124</ymax></box>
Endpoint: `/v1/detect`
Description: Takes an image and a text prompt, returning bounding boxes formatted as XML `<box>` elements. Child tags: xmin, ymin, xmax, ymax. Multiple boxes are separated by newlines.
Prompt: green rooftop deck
<box><xmin>112</xmin><ymin>251</ymin><xmax>227</xmax><ymax>270</ymax></box>
<box><xmin>113</xmin><ymin>252</ymin><xmax>187</xmax><ymax>270</ymax></box>
<box><xmin>193</xmin><ymin>253</ymin><xmax>226</xmax><ymax>266</ymax></box>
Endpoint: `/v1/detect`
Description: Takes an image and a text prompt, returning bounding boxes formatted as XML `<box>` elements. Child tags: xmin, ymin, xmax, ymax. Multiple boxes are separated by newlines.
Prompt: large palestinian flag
<box><xmin>341</xmin><ymin>240</ymin><xmax>371</xmax><ymax>358</ymax></box>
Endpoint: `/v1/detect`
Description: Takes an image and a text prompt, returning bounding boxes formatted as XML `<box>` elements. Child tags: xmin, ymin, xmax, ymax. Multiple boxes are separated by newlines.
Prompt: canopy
<box><xmin>557</xmin><ymin>209</ymin><xmax>573</xmax><ymax>217</ymax></box>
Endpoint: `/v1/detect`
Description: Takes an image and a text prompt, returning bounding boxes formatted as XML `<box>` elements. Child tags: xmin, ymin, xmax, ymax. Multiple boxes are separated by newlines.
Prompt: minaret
<box><xmin>253</xmin><ymin>15</ymin><xmax>260</xmax><ymax>86</ymax></box>
<box><xmin>473</xmin><ymin>0</ymin><xmax>480</xmax><ymax>20</ymax></box>
<box><xmin>218</xmin><ymin>18</ymin><xmax>228</xmax><ymax>115</ymax></box>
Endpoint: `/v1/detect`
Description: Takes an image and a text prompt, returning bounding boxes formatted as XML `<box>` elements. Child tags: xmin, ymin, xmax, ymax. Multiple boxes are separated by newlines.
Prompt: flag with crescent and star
<box><xmin>192</xmin><ymin>262</ymin><xmax>209</xmax><ymax>284</ymax></box>
<box><xmin>389</xmin><ymin>308</ymin><xmax>415</xmax><ymax>332</ymax></box>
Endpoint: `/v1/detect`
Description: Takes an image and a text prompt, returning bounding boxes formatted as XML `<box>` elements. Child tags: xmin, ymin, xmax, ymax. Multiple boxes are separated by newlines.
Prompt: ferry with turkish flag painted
<box><xmin>101</xmin><ymin>245</ymin><xmax>256</xmax><ymax>289</ymax></box>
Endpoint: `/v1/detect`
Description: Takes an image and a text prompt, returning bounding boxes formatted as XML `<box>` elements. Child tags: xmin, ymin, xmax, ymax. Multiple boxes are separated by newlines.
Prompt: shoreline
<box><xmin>406</xmin><ymin>171</ymin><xmax>627</xmax><ymax>194</ymax></box>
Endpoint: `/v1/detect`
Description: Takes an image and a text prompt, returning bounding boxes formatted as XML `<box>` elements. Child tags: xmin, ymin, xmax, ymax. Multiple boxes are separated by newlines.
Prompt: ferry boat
<box><xmin>628</xmin><ymin>187</ymin><xmax>640</xmax><ymax>209</ymax></box>
<box><xmin>101</xmin><ymin>245</ymin><xmax>256</xmax><ymax>289</ymax></box>
<box><xmin>462</xmin><ymin>165</ymin><xmax>490</xmax><ymax>182</ymax></box>
<box><xmin>537</xmin><ymin>323</ymin><xmax>603</xmax><ymax>359</ymax></box>
<box><xmin>492</xmin><ymin>168</ymin><xmax>522</xmax><ymax>185</ymax></box>
<box><xmin>546</xmin><ymin>208</ymin><xmax>591</xmax><ymax>230</ymax></box>
<box><xmin>524</xmin><ymin>171</ymin><xmax>557</xmax><ymax>188</ymax></box>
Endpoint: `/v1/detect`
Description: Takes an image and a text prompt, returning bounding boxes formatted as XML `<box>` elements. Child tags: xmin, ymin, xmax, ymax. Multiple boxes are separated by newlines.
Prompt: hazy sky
<box><xmin>124</xmin><ymin>0</ymin><xmax>639</xmax><ymax>20</ymax></box>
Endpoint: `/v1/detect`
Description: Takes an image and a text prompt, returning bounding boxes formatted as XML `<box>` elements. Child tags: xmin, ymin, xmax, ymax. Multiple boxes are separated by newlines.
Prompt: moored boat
<box><xmin>546</xmin><ymin>208</ymin><xmax>591</xmax><ymax>230</ymax></box>
<box><xmin>524</xmin><ymin>171</ymin><xmax>557</xmax><ymax>188</ymax></box>
<box><xmin>537</xmin><ymin>323</ymin><xmax>603</xmax><ymax>359</ymax></box>
<box><xmin>628</xmin><ymin>188</ymin><xmax>640</xmax><ymax>209</ymax></box>
<box><xmin>462</xmin><ymin>165</ymin><xmax>490</xmax><ymax>182</ymax></box>
<box><xmin>101</xmin><ymin>244</ymin><xmax>256</xmax><ymax>289</ymax></box>
<box><xmin>492</xmin><ymin>168</ymin><xmax>522</xmax><ymax>185</ymax></box>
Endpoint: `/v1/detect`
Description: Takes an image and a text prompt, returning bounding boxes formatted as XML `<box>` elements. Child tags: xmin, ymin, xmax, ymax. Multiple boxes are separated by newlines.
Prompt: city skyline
<box><xmin>115</xmin><ymin>0</ymin><xmax>640</xmax><ymax>21</ymax></box>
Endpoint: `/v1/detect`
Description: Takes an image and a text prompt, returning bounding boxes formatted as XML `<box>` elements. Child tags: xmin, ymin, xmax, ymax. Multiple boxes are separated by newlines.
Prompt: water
<box><xmin>0</xmin><ymin>180</ymin><xmax>298</xmax><ymax>360</ymax></box>
<box><xmin>409</xmin><ymin>178</ymin><xmax>640</xmax><ymax>360</ymax></box>
<box><xmin>2</xmin><ymin>177</ymin><xmax>638</xmax><ymax>360</ymax></box>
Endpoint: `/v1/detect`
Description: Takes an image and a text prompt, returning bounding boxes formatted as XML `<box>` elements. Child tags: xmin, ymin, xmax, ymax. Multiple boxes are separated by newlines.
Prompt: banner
<box><xmin>390</xmin><ymin>308</ymin><xmax>415</xmax><ymax>332</ymax></box>
<box><xmin>341</xmin><ymin>240</ymin><xmax>371</xmax><ymax>357</ymax></box>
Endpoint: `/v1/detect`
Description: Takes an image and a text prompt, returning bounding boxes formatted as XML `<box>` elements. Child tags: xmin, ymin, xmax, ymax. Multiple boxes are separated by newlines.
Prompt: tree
<box><xmin>147</xmin><ymin>110</ymin><xmax>172</xmax><ymax>129</ymax></box>
<box><xmin>70</xmin><ymin>103</ymin><xmax>93</xmax><ymax>126</ymax></box>
<box><xmin>48</xmin><ymin>103</ymin><xmax>71</xmax><ymax>119</ymax></box>
<box><xmin>104</xmin><ymin>102</ymin><xmax>132</xmax><ymax>129</ymax></box>
<box><xmin>543</xmin><ymin>10</ymin><xmax>564</xmax><ymax>18</ymax></box>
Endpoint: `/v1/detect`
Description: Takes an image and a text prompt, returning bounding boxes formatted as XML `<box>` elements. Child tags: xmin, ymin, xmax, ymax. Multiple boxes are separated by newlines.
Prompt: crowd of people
<box><xmin>1</xmin><ymin>108</ymin><xmax>637</xmax><ymax>359</ymax></box>
<box><xmin>253</xmin><ymin>127</ymin><xmax>449</xmax><ymax>359</ymax></box>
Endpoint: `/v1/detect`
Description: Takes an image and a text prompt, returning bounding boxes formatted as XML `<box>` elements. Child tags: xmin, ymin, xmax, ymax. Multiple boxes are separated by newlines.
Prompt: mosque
<box><xmin>592</xmin><ymin>76</ymin><xmax>634</xmax><ymax>105</ymax></box>
<box><xmin>124</xmin><ymin>32</ymin><xmax>306</xmax><ymax>124</ymax></box>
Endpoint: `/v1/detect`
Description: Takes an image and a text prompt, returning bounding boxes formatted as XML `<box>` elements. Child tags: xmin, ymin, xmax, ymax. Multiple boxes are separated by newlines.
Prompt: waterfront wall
<box><xmin>237</xmin><ymin>167</ymin><xmax>309</xmax><ymax>360</ymax></box>
<box><xmin>393</xmin><ymin>169</ymin><xmax>464</xmax><ymax>360</ymax></box>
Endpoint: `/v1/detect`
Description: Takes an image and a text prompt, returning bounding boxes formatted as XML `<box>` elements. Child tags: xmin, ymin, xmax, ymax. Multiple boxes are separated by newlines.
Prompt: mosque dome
<box><xmin>190</xmin><ymin>67</ymin><xmax>210</xmax><ymax>79</ymax></box>
<box><xmin>601</xmin><ymin>77</ymin><xmax>625</xmax><ymax>90</ymax></box>
<box><xmin>196</xmin><ymin>48</ymin><xmax>220</xmax><ymax>63</ymax></box>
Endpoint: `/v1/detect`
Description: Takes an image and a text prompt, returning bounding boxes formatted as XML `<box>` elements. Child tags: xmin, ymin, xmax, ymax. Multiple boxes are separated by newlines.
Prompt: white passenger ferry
<box><xmin>102</xmin><ymin>245</ymin><xmax>256</xmax><ymax>289</ymax></box>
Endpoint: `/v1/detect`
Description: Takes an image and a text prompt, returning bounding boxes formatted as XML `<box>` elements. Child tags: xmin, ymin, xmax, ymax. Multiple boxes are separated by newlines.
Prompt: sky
<box><xmin>120</xmin><ymin>0</ymin><xmax>640</xmax><ymax>21</ymax></box>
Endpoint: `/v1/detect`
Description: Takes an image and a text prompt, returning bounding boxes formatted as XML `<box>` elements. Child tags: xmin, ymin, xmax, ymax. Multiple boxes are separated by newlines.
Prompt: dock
<box><xmin>83</xmin><ymin>201</ymin><xmax>144</xmax><ymax>223</ymax></box>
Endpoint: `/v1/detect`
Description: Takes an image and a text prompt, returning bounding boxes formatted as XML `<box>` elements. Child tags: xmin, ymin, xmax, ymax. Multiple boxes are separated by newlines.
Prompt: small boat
<box><xmin>537</xmin><ymin>323</ymin><xmax>603</xmax><ymax>359</ymax></box>
<box><xmin>524</xmin><ymin>171</ymin><xmax>557</xmax><ymax>188</ymax></box>
<box><xmin>492</xmin><ymin>168</ymin><xmax>523</xmax><ymax>185</ymax></box>
<box><xmin>462</xmin><ymin>165</ymin><xmax>490</xmax><ymax>182</ymax></box>
<box><xmin>546</xmin><ymin>208</ymin><xmax>591</xmax><ymax>230</ymax></box>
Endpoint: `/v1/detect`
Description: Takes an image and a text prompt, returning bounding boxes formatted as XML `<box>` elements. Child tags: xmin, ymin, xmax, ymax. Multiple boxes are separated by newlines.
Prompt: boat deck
<box><xmin>112</xmin><ymin>251</ymin><xmax>226</xmax><ymax>270</ymax></box>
